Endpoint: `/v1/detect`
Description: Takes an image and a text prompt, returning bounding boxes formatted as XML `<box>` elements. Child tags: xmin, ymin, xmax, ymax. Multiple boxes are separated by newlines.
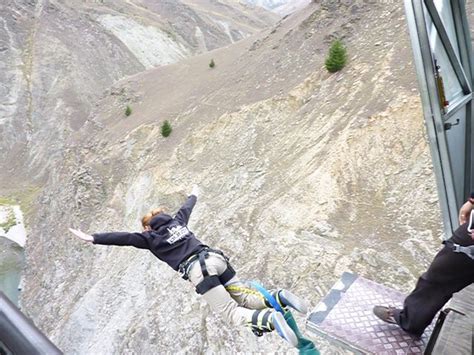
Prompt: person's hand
<box><xmin>191</xmin><ymin>185</ymin><xmax>200</xmax><ymax>197</ymax></box>
<box><xmin>69</xmin><ymin>228</ymin><xmax>94</xmax><ymax>243</ymax></box>
<box><xmin>458</xmin><ymin>201</ymin><xmax>473</xmax><ymax>225</ymax></box>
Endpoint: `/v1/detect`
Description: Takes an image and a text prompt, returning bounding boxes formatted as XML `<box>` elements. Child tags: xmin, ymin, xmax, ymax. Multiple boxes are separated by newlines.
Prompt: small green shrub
<box><xmin>209</xmin><ymin>59</ymin><xmax>215</xmax><ymax>68</ymax></box>
<box><xmin>325</xmin><ymin>39</ymin><xmax>347</xmax><ymax>73</ymax></box>
<box><xmin>161</xmin><ymin>120</ymin><xmax>172</xmax><ymax>137</ymax></box>
<box><xmin>0</xmin><ymin>209</ymin><xmax>16</xmax><ymax>233</ymax></box>
<box><xmin>0</xmin><ymin>197</ymin><xmax>15</xmax><ymax>206</ymax></box>
<box><xmin>125</xmin><ymin>105</ymin><xmax>132</xmax><ymax>116</ymax></box>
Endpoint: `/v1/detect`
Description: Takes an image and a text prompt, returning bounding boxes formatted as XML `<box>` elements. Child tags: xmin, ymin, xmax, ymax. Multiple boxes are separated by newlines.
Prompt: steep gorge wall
<box><xmin>0</xmin><ymin>0</ymin><xmax>276</xmax><ymax>194</ymax></box>
<box><xmin>18</xmin><ymin>2</ymin><xmax>447</xmax><ymax>354</ymax></box>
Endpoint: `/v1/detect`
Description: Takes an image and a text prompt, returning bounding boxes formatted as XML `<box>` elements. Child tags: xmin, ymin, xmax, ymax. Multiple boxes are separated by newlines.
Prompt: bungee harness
<box><xmin>443</xmin><ymin>240</ymin><xmax>474</xmax><ymax>260</ymax></box>
<box><xmin>441</xmin><ymin>209</ymin><xmax>474</xmax><ymax>260</ymax></box>
<box><xmin>178</xmin><ymin>247</ymin><xmax>236</xmax><ymax>294</ymax></box>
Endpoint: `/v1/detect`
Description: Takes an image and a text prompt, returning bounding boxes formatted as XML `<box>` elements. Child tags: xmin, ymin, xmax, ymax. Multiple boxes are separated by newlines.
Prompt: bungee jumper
<box><xmin>69</xmin><ymin>185</ymin><xmax>311</xmax><ymax>349</ymax></box>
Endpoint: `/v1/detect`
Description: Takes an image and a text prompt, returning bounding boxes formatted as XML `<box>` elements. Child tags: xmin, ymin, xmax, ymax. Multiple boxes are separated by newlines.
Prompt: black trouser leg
<box><xmin>393</xmin><ymin>244</ymin><xmax>474</xmax><ymax>336</ymax></box>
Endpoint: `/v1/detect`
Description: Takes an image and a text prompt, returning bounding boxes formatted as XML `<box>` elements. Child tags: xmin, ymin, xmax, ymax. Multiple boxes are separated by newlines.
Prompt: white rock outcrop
<box><xmin>0</xmin><ymin>206</ymin><xmax>26</xmax><ymax>248</ymax></box>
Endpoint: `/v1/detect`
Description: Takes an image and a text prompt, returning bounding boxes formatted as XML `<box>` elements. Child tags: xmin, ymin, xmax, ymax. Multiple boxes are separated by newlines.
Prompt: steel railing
<box><xmin>0</xmin><ymin>291</ymin><xmax>62</xmax><ymax>355</ymax></box>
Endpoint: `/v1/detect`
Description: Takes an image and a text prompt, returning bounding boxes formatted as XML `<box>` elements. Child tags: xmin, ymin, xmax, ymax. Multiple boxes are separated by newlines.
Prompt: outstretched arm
<box><xmin>69</xmin><ymin>228</ymin><xmax>149</xmax><ymax>249</ymax></box>
<box><xmin>175</xmin><ymin>185</ymin><xmax>199</xmax><ymax>225</ymax></box>
<box><xmin>69</xmin><ymin>228</ymin><xmax>94</xmax><ymax>242</ymax></box>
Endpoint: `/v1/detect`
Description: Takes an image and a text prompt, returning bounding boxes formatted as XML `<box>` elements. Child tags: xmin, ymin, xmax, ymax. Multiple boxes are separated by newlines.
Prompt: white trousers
<box><xmin>187</xmin><ymin>254</ymin><xmax>267</xmax><ymax>326</ymax></box>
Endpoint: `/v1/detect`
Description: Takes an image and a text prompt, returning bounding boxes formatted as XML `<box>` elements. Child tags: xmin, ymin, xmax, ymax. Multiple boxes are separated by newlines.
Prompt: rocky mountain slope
<box><xmin>0</xmin><ymin>0</ymin><xmax>276</xmax><ymax>195</ymax></box>
<box><xmin>11</xmin><ymin>0</ymin><xmax>451</xmax><ymax>354</ymax></box>
<box><xmin>244</xmin><ymin>0</ymin><xmax>311</xmax><ymax>15</ymax></box>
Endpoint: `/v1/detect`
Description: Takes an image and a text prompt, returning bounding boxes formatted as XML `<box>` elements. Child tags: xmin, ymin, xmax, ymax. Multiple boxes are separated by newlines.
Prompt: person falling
<box><xmin>70</xmin><ymin>185</ymin><xmax>308</xmax><ymax>348</ymax></box>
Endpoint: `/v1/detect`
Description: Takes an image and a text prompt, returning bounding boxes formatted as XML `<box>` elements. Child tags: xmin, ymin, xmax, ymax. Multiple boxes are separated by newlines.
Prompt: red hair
<box><xmin>141</xmin><ymin>208</ymin><xmax>165</xmax><ymax>229</ymax></box>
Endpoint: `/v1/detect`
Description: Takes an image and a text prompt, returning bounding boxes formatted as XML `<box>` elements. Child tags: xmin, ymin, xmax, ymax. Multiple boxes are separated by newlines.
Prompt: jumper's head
<box><xmin>141</xmin><ymin>208</ymin><xmax>166</xmax><ymax>231</ymax></box>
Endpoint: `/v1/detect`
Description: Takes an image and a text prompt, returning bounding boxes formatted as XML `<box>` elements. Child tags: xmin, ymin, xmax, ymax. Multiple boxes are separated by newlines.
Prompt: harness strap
<box><xmin>184</xmin><ymin>249</ymin><xmax>236</xmax><ymax>295</ymax></box>
<box><xmin>198</xmin><ymin>252</ymin><xmax>209</xmax><ymax>277</ymax></box>
<box><xmin>225</xmin><ymin>284</ymin><xmax>266</xmax><ymax>303</ymax></box>
<box><xmin>219</xmin><ymin>264</ymin><xmax>236</xmax><ymax>285</ymax></box>
<box><xmin>251</xmin><ymin>310</ymin><xmax>259</xmax><ymax>327</ymax></box>
<box><xmin>249</xmin><ymin>309</ymin><xmax>273</xmax><ymax>337</ymax></box>
<box><xmin>178</xmin><ymin>248</ymin><xmax>229</xmax><ymax>280</ymax></box>
<box><xmin>195</xmin><ymin>275</ymin><xmax>221</xmax><ymax>295</ymax></box>
<box><xmin>261</xmin><ymin>310</ymin><xmax>271</xmax><ymax>330</ymax></box>
<box><xmin>178</xmin><ymin>247</ymin><xmax>208</xmax><ymax>280</ymax></box>
<box><xmin>444</xmin><ymin>240</ymin><xmax>474</xmax><ymax>260</ymax></box>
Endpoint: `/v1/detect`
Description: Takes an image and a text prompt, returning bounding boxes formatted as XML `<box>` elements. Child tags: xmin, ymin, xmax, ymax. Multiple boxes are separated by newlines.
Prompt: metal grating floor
<box><xmin>307</xmin><ymin>272</ymin><xmax>434</xmax><ymax>354</ymax></box>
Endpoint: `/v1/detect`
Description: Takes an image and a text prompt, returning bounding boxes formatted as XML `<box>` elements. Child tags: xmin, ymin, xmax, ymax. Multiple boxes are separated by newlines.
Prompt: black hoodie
<box><xmin>92</xmin><ymin>195</ymin><xmax>208</xmax><ymax>270</ymax></box>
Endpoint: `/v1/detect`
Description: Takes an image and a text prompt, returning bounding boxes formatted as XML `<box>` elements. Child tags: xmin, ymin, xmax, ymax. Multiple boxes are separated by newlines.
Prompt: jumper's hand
<box><xmin>69</xmin><ymin>228</ymin><xmax>94</xmax><ymax>243</ymax></box>
<box><xmin>191</xmin><ymin>185</ymin><xmax>200</xmax><ymax>198</ymax></box>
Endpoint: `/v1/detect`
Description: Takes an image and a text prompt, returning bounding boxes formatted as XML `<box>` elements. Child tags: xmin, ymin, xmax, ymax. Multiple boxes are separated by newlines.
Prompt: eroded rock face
<box><xmin>0</xmin><ymin>0</ymin><xmax>277</xmax><ymax>192</ymax></box>
<box><xmin>244</xmin><ymin>0</ymin><xmax>311</xmax><ymax>16</ymax></box>
<box><xmin>17</xmin><ymin>2</ymin><xmax>448</xmax><ymax>353</ymax></box>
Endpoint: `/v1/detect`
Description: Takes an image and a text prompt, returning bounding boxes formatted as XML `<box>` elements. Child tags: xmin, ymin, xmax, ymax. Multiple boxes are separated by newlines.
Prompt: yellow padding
<box><xmin>225</xmin><ymin>285</ymin><xmax>265</xmax><ymax>301</ymax></box>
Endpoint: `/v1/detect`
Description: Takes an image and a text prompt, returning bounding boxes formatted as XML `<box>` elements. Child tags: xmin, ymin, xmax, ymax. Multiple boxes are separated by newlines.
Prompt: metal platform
<box><xmin>307</xmin><ymin>272</ymin><xmax>434</xmax><ymax>355</ymax></box>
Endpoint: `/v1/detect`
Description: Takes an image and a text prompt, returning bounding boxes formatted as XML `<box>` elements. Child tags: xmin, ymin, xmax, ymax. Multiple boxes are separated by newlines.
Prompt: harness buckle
<box><xmin>470</xmin><ymin>249</ymin><xmax>474</xmax><ymax>259</ymax></box>
<box><xmin>178</xmin><ymin>264</ymin><xmax>188</xmax><ymax>280</ymax></box>
<box><xmin>178</xmin><ymin>247</ymin><xmax>212</xmax><ymax>280</ymax></box>
<box><xmin>453</xmin><ymin>243</ymin><xmax>462</xmax><ymax>253</ymax></box>
<box><xmin>460</xmin><ymin>245</ymin><xmax>474</xmax><ymax>260</ymax></box>
<box><xmin>450</xmin><ymin>242</ymin><xmax>474</xmax><ymax>260</ymax></box>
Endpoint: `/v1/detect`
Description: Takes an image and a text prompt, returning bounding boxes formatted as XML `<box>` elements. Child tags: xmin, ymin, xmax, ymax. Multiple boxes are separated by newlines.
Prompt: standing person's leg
<box><xmin>374</xmin><ymin>241</ymin><xmax>474</xmax><ymax>336</ymax></box>
<box><xmin>393</xmin><ymin>244</ymin><xmax>474</xmax><ymax>336</ymax></box>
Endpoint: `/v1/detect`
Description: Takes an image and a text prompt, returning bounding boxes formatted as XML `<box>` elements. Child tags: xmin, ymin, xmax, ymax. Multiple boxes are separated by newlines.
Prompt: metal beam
<box><xmin>424</xmin><ymin>0</ymin><xmax>472</xmax><ymax>94</ymax></box>
<box><xmin>0</xmin><ymin>292</ymin><xmax>62</xmax><ymax>355</ymax></box>
<box><xmin>453</xmin><ymin>0</ymin><xmax>474</xmax><ymax>197</ymax></box>
<box><xmin>408</xmin><ymin>0</ymin><xmax>458</xmax><ymax>235</ymax></box>
<box><xmin>444</xmin><ymin>93</ymin><xmax>472</xmax><ymax>119</ymax></box>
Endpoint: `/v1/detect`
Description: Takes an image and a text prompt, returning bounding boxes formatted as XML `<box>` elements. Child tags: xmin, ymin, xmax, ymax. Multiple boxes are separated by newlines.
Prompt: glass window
<box><xmin>424</xmin><ymin>3</ymin><xmax>463</xmax><ymax>103</ymax></box>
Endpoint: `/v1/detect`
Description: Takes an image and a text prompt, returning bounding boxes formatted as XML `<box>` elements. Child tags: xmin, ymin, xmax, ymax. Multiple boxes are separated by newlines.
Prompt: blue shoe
<box><xmin>273</xmin><ymin>290</ymin><xmax>309</xmax><ymax>314</ymax></box>
<box><xmin>271</xmin><ymin>311</ymin><xmax>298</xmax><ymax>347</ymax></box>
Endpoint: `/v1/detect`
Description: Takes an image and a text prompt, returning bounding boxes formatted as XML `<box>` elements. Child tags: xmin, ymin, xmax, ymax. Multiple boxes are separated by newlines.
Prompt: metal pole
<box><xmin>0</xmin><ymin>292</ymin><xmax>62</xmax><ymax>355</ymax></box>
<box><xmin>424</xmin><ymin>0</ymin><xmax>472</xmax><ymax>94</ymax></box>
<box><xmin>405</xmin><ymin>0</ymin><xmax>457</xmax><ymax>235</ymax></box>
<box><xmin>453</xmin><ymin>0</ymin><xmax>474</xmax><ymax>197</ymax></box>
